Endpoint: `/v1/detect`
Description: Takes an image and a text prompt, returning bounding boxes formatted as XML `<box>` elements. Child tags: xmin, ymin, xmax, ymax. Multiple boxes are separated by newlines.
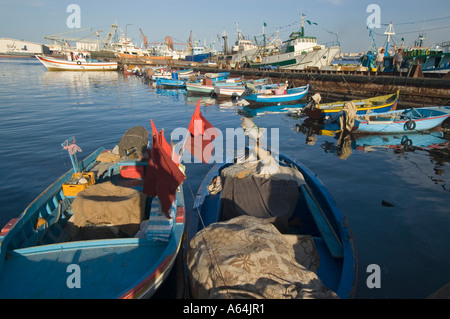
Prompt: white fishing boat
<box><xmin>36</xmin><ymin>51</ymin><xmax>117</xmax><ymax>71</ymax></box>
<box><xmin>234</xmin><ymin>15</ymin><xmax>340</xmax><ymax>71</ymax></box>
<box><xmin>214</xmin><ymin>78</ymin><xmax>270</xmax><ymax>99</ymax></box>
<box><xmin>231</xmin><ymin>22</ymin><xmax>258</xmax><ymax>55</ymax></box>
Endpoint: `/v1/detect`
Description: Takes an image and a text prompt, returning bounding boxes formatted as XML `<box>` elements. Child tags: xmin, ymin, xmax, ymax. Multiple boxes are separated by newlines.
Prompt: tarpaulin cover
<box><xmin>219</xmin><ymin>159</ymin><xmax>304</xmax><ymax>233</ymax></box>
<box><xmin>187</xmin><ymin>215</ymin><xmax>338</xmax><ymax>299</ymax></box>
<box><xmin>69</xmin><ymin>181</ymin><xmax>146</xmax><ymax>239</ymax></box>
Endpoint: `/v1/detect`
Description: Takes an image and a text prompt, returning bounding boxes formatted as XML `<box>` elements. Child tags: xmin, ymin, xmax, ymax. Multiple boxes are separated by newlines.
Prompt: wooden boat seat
<box><xmin>21</xmin><ymin>197</ymin><xmax>72</xmax><ymax>248</ymax></box>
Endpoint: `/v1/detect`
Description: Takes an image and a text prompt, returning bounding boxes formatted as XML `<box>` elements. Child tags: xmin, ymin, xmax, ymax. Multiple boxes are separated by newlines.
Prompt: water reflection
<box><xmin>40</xmin><ymin>71</ymin><xmax>119</xmax><ymax>90</ymax></box>
<box><xmin>241</xmin><ymin>103</ymin><xmax>306</xmax><ymax>117</ymax></box>
<box><xmin>296</xmin><ymin>118</ymin><xmax>450</xmax><ymax>161</ymax></box>
<box><xmin>185</xmin><ymin>95</ymin><xmax>217</xmax><ymax>107</ymax></box>
<box><xmin>155</xmin><ymin>87</ymin><xmax>187</xmax><ymax>102</ymax></box>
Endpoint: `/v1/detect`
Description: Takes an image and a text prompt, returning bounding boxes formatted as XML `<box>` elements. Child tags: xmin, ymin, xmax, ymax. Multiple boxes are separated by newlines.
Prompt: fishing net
<box><xmin>187</xmin><ymin>215</ymin><xmax>338</xmax><ymax>299</ymax></box>
<box><xmin>118</xmin><ymin>125</ymin><xmax>149</xmax><ymax>159</ymax></box>
<box><xmin>67</xmin><ymin>181</ymin><xmax>146</xmax><ymax>240</ymax></box>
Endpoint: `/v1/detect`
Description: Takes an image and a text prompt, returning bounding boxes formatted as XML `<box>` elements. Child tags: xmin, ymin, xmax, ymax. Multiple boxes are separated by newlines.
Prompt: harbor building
<box><xmin>0</xmin><ymin>38</ymin><xmax>50</xmax><ymax>57</ymax></box>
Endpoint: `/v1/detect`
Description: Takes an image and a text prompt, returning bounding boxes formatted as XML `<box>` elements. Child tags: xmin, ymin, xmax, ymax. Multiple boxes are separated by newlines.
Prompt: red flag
<box><xmin>151</xmin><ymin>119</ymin><xmax>179</xmax><ymax>165</ymax></box>
<box><xmin>143</xmin><ymin>133</ymin><xmax>158</xmax><ymax>198</ymax></box>
<box><xmin>143</xmin><ymin>130</ymin><xmax>185</xmax><ymax>218</ymax></box>
<box><xmin>160</xmin><ymin>129</ymin><xmax>179</xmax><ymax>165</ymax></box>
<box><xmin>150</xmin><ymin>119</ymin><xmax>158</xmax><ymax>137</ymax></box>
<box><xmin>185</xmin><ymin>99</ymin><xmax>218</xmax><ymax>163</ymax></box>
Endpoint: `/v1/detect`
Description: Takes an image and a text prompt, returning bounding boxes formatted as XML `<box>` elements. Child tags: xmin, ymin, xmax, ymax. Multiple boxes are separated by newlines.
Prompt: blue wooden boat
<box><xmin>244</xmin><ymin>84</ymin><xmax>309</xmax><ymax>104</ymax></box>
<box><xmin>185</xmin><ymin>150</ymin><xmax>357</xmax><ymax>299</ymax></box>
<box><xmin>0</xmin><ymin>135</ymin><xmax>185</xmax><ymax>298</ymax></box>
<box><xmin>214</xmin><ymin>78</ymin><xmax>271</xmax><ymax>98</ymax></box>
<box><xmin>353</xmin><ymin>106</ymin><xmax>450</xmax><ymax>134</ymax></box>
<box><xmin>243</xmin><ymin>84</ymin><xmax>309</xmax><ymax>103</ymax></box>
<box><xmin>186</xmin><ymin>77</ymin><xmax>242</xmax><ymax>96</ymax></box>
<box><xmin>304</xmin><ymin>90</ymin><xmax>399</xmax><ymax>120</ymax></box>
<box><xmin>202</xmin><ymin>72</ymin><xmax>230</xmax><ymax>82</ymax></box>
<box><xmin>155</xmin><ymin>77</ymin><xmax>186</xmax><ymax>88</ymax></box>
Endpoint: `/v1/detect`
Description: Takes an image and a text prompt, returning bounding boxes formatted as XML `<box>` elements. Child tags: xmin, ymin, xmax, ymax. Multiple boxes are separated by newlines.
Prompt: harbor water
<box><xmin>1</xmin><ymin>58</ymin><xmax>450</xmax><ymax>299</ymax></box>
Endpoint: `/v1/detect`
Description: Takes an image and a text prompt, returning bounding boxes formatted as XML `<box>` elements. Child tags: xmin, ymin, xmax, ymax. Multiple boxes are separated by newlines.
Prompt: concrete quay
<box><xmin>117</xmin><ymin>60</ymin><xmax>450</xmax><ymax>107</ymax></box>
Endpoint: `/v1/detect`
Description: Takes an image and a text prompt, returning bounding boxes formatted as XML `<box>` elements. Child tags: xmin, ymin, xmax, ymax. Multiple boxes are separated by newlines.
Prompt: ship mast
<box><xmin>384</xmin><ymin>22</ymin><xmax>395</xmax><ymax>56</ymax></box>
<box><xmin>301</xmin><ymin>14</ymin><xmax>305</xmax><ymax>37</ymax></box>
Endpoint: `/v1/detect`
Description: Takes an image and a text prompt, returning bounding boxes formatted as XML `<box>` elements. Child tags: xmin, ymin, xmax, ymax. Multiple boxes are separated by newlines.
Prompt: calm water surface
<box><xmin>1</xmin><ymin>58</ymin><xmax>449</xmax><ymax>299</ymax></box>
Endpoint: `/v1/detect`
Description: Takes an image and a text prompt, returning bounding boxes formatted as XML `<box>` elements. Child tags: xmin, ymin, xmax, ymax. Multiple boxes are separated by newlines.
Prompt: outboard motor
<box><xmin>301</xmin><ymin>93</ymin><xmax>321</xmax><ymax>115</ymax></box>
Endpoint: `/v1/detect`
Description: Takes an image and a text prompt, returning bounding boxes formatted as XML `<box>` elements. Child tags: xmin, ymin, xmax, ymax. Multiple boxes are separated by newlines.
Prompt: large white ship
<box><xmin>232</xmin><ymin>16</ymin><xmax>340</xmax><ymax>70</ymax></box>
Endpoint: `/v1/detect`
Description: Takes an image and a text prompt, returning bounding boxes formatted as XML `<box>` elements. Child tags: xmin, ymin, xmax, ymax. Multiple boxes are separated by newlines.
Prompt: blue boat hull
<box><xmin>156</xmin><ymin>77</ymin><xmax>186</xmax><ymax>88</ymax></box>
<box><xmin>354</xmin><ymin>106</ymin><xmax>450</xmax><ymax>134</ymax></box>
<box><xmin>245</xmin><ymin>84</ymin><xmax>309</xmax><ymax>104</ymax></box>
<box><xmin>0</xmin><ymin>146</ymin><xmax>185</xmax><ymax>299</ymax></box>
<box><xmin>184</xmin><ymin>53</ymin><xmax>211</xmax><ymax>62</ymax></box>
<box><xmin>185</xmin><ymin>151</ymin><xmax>357</xmax><ymax>299</ymax></box>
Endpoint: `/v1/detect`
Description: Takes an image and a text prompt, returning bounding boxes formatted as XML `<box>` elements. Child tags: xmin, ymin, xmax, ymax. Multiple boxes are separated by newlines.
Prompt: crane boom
<box><xmin>139</xmin><ymin>28</ymin><xmax>148</xmax><ymax>49</ymax></box>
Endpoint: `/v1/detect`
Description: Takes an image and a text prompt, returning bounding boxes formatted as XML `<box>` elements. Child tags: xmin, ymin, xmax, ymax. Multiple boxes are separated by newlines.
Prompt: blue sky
<box><xmin>1</xmin><ymin>0</ymin><xmax>449</xmax><ymax>53</ymax></box>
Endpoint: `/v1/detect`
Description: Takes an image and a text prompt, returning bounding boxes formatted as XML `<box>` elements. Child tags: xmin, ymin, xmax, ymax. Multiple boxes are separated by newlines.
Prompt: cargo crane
<box><xmin>44</xmin><ymin>27</ymin><xmax>102</xmax><ymax>47</ymax></box>
<box><xmin>44</xmin><ymin>23</ymin><xmax>119</xmax><ymax>50</ymax></box>
<box><xmin>148</xmin><ymin>36</ymin><xmax>187</xmax><ymax>50</ymax></box>
<box><xmin>139</xmin><ymin>28</ymin><xmax>148</xmax><ymax>49</ymax></box>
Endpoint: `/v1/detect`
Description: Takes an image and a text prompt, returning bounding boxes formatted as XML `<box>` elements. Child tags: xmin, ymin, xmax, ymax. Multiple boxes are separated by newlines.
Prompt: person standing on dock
<box><xmin>376</xmin><ymin>49</ymin><xmax>385</xmax><ymax>71</ymax></box>
<box><xmin>393</xmin><ymin>49</ymin><xmax>403</xmax><ymax>73</ymax></box>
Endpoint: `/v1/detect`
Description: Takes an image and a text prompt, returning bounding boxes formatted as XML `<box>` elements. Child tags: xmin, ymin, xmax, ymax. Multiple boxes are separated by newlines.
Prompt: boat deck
<box><xmin>0</xmin><ymin>232</ymin><xmax>182</xmax><ymax>298</ymax></box>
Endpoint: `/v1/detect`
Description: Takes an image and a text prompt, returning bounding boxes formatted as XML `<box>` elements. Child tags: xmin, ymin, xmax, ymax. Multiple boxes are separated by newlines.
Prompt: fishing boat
<box><xmin>155</xmin><ymin>77</ymin><xmax>186</xmax><ymax>88</ymax></box>
<box><xmin>184</xmin><ymin>118</ymin><xmax>357</xmax><ymax>299</ymax></box>
<box><xmin>244</xmin><ymin>83</ymin><xmax>309</xmax><ymax>105</ymax></box>
<box><xmin>185</xmin><ymin>81</ymin><xmax>215</xmax><ymax>95</ymax></box>
<box><xmin>148</xmin><ymin>68</ymin><xmax>194</xmax><ymax>82</ymax></box>
<box><xmin>303</xmin><ymin>91</ymin><xmax>399</xmax><ymax>120</ymax></box>
<box><xmin>202</xmin><ymin>72</ymin><xmax>230</xmax><ymax>82</ymax></box>
<box><xmin>214</xmin><ymin>85</ymin><xmax>247</xmax><ymax>98</ymax></box>
<box><xmin>352</xmin><ymin>106</ymin><xmax>450</xmax><ymax>134</ymax></box>
<box><xmin>186</xmin><ymin>76</ymin><xmax>241</xmax><ymax>96</ymax></box>
<box><xmin>35</xmin><ymin>51</ymin><xmax>117</xmax><ymax>71</ymax></box>
<box><xmin>236</xmin><ymin>15</ymin><xmax>340</xmax><ymax>71</ymax></box>
<box><xmin>177</xmin><ymin>69</ymin><xmax>196</xmax><ymax>79</ymax></box>
<box><xmin>0</xmin><ymin>129</ymin><xmax>186</xmax><ymax>299</ymax></box>
<box><xmin>214</xmin><ymin>78</ymin><xmax>270</xmax><ymax>99</ymax></box>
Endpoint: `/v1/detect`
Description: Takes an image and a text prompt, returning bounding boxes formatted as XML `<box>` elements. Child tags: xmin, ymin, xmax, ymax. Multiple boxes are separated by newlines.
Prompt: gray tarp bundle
<box><xmin>221</xmin><ymin>174</ymin><xmax>299</xmax><ymax>233</ymax></box>
<box><xmin>219</xmin><ymin>157</ymin><xmax>305</xmax><ymax>233</ymax></box>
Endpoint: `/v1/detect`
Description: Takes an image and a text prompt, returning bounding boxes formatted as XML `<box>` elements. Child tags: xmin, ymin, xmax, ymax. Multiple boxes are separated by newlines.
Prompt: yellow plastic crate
<box><xmin>62</xmin><ymin>172</ymin><xmax>95</xmax><ymax>197</ymax></box>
